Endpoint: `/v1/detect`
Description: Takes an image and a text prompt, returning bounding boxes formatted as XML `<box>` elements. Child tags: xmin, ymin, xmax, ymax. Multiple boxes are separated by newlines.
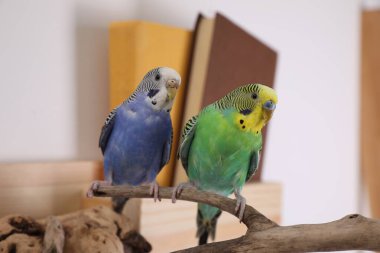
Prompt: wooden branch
<box><xmin>94</xmin><ymin>185</ymin><xmax>380</xmax><ymax>252</ymax></box>
<box><xmin>93</xmin><ymin>185</ymin><xmax>277</xmax><ymax>231</ymax></box>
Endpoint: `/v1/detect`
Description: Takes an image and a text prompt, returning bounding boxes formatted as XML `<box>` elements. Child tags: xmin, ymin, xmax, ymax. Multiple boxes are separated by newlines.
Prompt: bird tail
<box><xmin>112</xmin><ymin>196</ymin><xmax>129</xmax><ymax>214</ymax></box>
<box><xmin>196</xmin><ymin>204</ymin><xmax>222</xmax><ymax>245</ymax></box>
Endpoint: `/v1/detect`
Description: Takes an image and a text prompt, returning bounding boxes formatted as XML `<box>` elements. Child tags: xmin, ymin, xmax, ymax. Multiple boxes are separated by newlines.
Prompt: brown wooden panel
<box><xmin>361</xmin><ymin>10</ymin><xmax>380</xmax><ymax>218</ymax></box>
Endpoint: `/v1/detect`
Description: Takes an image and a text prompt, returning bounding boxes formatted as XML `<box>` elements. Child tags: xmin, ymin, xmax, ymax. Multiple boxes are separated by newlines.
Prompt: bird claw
<box><xmin>234</xmin><ymin>190</ymin><xmax>246</xmax><ymax>222</ymax></box>
<box><xmin>171</xmin><ymin>182</ymin><xmax>196</xmax><ymax>203</ymax></box>
<box><xmin>86</xmin><ymin>180</ymin><xmax>111</xmax><ymax>198</ymax></box>
<box><xmin>149</xmin><ymin>181</ymin><xmax>161</xmax><ymax>202</ymax></box>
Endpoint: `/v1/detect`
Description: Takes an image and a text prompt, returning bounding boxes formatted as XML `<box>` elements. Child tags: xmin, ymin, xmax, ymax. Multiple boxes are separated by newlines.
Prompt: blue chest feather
<box><xmin>104</xmin><ymin>96</ymin><xmax>172</xmax><ymax>185</ymax></box>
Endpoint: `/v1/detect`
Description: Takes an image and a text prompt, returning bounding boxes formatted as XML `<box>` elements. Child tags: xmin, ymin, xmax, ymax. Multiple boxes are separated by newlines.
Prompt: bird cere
<box><xmin>88</xmin><ymin>68</ymin><xmax>277</xmax><ymax>245</ymax></box>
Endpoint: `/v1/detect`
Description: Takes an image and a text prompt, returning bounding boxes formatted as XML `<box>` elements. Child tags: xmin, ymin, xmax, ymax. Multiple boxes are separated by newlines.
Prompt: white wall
<box><xmin>139</xmin><ymin>0</ymin><xmax>361</xmax><ymax>226</ymax></box>
<box><xmin>0</xmin><ymin>0</ymin><xmax>139</xmax><ymax>161</ymax></box>
<box><xmin>0</xmin><ymin>0</ymin><xmax>362</xmax><ymax>228</ymax></box>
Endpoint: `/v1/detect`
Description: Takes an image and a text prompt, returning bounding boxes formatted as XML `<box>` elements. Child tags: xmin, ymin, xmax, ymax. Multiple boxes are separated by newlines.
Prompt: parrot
<box><xmin>172</xmin><ymin>83</ymin><xmax>277</xmax><ymax>245</ymax></box>
<box><xmin>87</xmin><ymin>67</ymin><xmax>181</xmax><ymax>213</ymax></box>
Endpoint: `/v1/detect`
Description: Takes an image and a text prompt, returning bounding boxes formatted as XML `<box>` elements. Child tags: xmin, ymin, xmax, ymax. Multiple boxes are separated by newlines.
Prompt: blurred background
<box><xmin>0</xmin><ymin>0</ymin><xmax>379</xmax><ymax>252</ymax></box>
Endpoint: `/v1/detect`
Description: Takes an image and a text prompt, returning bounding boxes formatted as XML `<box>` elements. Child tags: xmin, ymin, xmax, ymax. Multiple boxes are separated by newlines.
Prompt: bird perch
<box><xmin>93</xmin><ymin>185</ymin><xmax>380</xmax><ymax>252</ymax></box>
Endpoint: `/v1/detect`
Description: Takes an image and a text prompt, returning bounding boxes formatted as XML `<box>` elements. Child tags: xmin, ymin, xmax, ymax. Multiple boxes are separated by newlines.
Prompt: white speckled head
<box><xmin>142</xmin><ymin>67</ymin><xmax>181</xmax><ymax>112</ymax></box>
<box><xmin>159</xmin><ymin>67</ymin><xmax>181</xmax><ymax>87</ymax></box>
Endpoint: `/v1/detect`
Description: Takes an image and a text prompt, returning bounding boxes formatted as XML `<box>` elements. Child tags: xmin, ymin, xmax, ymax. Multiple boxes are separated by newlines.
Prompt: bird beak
<box><xmin>166</xmin><ymin>79</ymin><xmax>180</xmax><ymax>89</ymax></box>
<box><xmin>166</xmin><ymin>79</ymin><xmax>180</xmax><ymax>100</ymax></box>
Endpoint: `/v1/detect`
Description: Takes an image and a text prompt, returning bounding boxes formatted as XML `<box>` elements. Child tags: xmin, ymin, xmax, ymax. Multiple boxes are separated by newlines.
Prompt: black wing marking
<box><xmin>99</xmin><ymin>107</ymin><xmax>118</xmax><ymax>154</ymax></box>
<box><xmin>246</xmin><ymin>150</ymin><xmax>261</xmax><ymax>182</ymax></box>
<box><xmin>160</xmin><ymin>125</ymin><xmax>173</xmax><ymax>169</ymax></box>
<box><xmin>178</xmin><ymin>115</ymin><xmax>198</xmax><ymax>174</ymax></box>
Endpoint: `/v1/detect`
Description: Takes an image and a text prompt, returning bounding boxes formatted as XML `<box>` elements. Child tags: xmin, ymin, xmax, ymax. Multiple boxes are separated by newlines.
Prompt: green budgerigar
<box><xmin>172</xmin><ymin>83</ymin><xmax>277</xmax><ymax>245</ymax></box>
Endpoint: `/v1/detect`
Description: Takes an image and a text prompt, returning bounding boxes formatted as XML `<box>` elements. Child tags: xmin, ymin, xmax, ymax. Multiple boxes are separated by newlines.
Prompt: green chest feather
<box><xmin>187</xmin><ymin>107</ymin><xmax>262</xmax><ymax>195</ymax></box>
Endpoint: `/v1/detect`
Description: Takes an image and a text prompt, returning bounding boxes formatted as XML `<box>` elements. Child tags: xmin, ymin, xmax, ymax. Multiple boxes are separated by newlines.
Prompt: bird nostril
<box><xmin>167</xmin><ymin>79</ymin><xmax>179</xmax><ymax>88</ymax></box>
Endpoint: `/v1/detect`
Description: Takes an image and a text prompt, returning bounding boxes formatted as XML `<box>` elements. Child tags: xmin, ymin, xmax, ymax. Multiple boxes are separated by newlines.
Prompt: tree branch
<box><xmin>93</xmin><ymin>185</ymin><xmax>380</xmax><ymax>252</ymax></box>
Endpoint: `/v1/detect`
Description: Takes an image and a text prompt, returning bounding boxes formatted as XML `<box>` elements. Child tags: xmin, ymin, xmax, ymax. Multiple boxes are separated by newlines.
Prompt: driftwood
<box><xmin>42</xmin><ymin>216</ymin><xmax>64</xmax><ymax>253</ymax></box>
<box><xmin>0</xmin><ymin>215</ymin><xmax>44</xmax><ymax>252</ymax></box>
<box><xmin>0</xmin><ymin>206</ymin><xmax>151</xmax><ymax>253</ymax></box>
<box><xmin>94</xmin><ymin>185</ymin><xmax>380</xmax><ymax>253</ymax></box>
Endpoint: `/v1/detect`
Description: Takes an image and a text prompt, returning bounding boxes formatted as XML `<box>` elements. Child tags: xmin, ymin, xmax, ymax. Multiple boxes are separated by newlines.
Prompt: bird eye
<box><xmin>251</xmin><ymin>93</ymin><xmax>258</xmax><ymax>99</ymax></box>
<box><xmin>155</xmin><ymin>74</ymin><xmax>161</xmax><ymax>81</ymax></box>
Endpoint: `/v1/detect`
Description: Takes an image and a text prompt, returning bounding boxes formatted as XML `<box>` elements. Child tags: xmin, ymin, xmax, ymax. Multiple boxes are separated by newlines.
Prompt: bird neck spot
<box><xmin>235</xmin><ymin>110</ymin><xmax>264</xmax><ymax>135</ymax></box>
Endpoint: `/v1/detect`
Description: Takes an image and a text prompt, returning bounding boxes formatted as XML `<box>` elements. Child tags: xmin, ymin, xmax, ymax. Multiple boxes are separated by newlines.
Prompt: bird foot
<box><xmin>149</xmin><ymin>180</ymin><xmax>161</xmax><ymax>202</ymax></box>
<box><xmin>234</xmin><ymin>190</ymin><xmax>246</xmax><ymax>222</ymax></box>
<box><xmin>171</xmin><ymin>182</ymin><xmax>196</xmax><ymax>203</ymax></box>
<box><xmin>86</xmin><ymin>180</ymin><xmax>111</xmax><ymax>198</ymax></box>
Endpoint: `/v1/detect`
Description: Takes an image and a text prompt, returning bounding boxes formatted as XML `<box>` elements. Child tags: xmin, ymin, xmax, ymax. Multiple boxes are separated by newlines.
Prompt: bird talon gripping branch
<box><xmin>87</xmin><ymin>180</ymin><xmax>111</xmax><ymax>198</ymax></box>
<box><xmin>234</xmin><ymin>190</ymin><xmax>246</xmax><ymax>222</ymax></box>
<box><xmin>149</xmin><ymin>180</ymin><xmax>161</xmax><ymax>202</ymax></box>
<box><xmin>171</xmin><ymin>181</ymin><xmax>196</xmax><ymax>203</ymax></box>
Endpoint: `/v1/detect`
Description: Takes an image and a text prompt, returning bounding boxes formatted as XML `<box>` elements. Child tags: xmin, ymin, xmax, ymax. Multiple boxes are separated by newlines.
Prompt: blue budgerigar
<box><xmin>87</xmin><ymin>67</ymin><xmax>181</xmax><ymax>212</ymax></box>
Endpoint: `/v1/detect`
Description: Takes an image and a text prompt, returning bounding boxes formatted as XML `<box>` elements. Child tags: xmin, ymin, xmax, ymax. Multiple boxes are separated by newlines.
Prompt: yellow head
<box><xmin>217</xmin><ymin>83</ymin><xmax>278</xmax><ymax>134</ymax></box>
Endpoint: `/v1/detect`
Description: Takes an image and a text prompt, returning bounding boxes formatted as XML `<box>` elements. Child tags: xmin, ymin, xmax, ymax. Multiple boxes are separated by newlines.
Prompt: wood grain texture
<box><xmin>361</xmin><ymin>10</ymin><xmax>380</xmax><ymax>218</ymax></box>
<box><xmin>93</xmin><ymin>185</ymin><xmax>380</xmax><ymax>252</ymax></box>
<box><xmin>176</xmin><ymin>214</ymin><xmax>380</xmax><ymax>253</ymax></box>
<box><xmin>42</xmin><ymin>216</ymin><xmax>64</xmax><ymax>253</ymax></box>
<box><xmin>0</xmin><ymin>206</ymin><xmax>150</xmax><ymax>253</ymax></box>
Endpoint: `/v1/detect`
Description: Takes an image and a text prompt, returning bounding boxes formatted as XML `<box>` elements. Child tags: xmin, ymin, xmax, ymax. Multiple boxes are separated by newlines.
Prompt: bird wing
<box><xmin>99</xmin><ymin>107</ymin><xmax>118</xmax><ymax>154</ymax></box>
<box><xmin>246</xmin><ymin>150</ymin><xmax>261</xmax><ymax>182</ymax></box>
<box><xmin>160</xmin><ymin>125</ymin><xmax>173</xmax><ymax>168</ymax></box>
<box><xmin>177</xmin><ymin>115</ymin><xmax>198</xmax><ymax>174</ymax></box>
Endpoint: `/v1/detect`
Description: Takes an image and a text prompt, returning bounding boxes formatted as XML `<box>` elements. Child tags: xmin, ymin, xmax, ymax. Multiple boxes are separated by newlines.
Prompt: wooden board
<box><xmin>0</xmin><ymin>161</ymin><xmax>140</xmax><ymax>230</ymax></box>
<box><xmin>140</xmin><ymin>182</ymin><xmax>281</xmax><ymax>252</ymax></box>
<box><xmin>361</xmin><ymin>10</ymin><xmax>380</xmax><ymax>219</ymax></box>
<box><xmin>0</xmin><ymin>161</ymin><xmax>102</xmax><ymax>218</ymax></box>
